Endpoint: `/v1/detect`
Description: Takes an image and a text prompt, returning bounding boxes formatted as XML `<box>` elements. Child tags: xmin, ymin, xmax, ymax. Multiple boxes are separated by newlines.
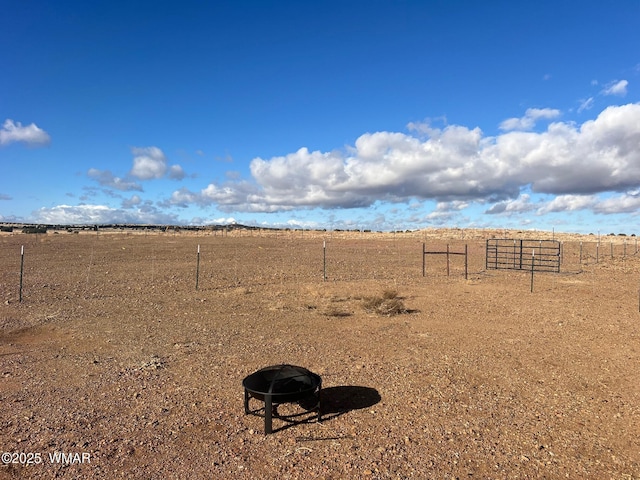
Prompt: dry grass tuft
<box><xmin>381</xmin><ymin>289</ymin><xmax>399</xmax><ymax>300</ymax></box>
<box><xmin>362</xmin><ymin>290</ymin><xmax>407</xmax><ymax>316</ymax></box>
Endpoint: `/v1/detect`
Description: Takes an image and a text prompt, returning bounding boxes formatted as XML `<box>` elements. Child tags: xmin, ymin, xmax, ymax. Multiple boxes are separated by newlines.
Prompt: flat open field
<box><xmin>1</xmin><ymin>228</ymin><xmax>639</xmax><ymax>479</ymax></box>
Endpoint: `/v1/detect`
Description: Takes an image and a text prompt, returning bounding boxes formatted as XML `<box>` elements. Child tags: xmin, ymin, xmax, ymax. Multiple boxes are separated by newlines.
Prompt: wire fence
<box><xmin>1</xmin><ymin>230</ymin><xmax>639</xmax><ymax>305</ymax></box>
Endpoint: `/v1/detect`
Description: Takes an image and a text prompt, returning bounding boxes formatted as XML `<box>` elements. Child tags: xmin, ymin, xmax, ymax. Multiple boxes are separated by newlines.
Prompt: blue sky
<box><xmin>2</xmin><ymin>1</ymin><xmax>640</xmax><ymax>233</ymax></box>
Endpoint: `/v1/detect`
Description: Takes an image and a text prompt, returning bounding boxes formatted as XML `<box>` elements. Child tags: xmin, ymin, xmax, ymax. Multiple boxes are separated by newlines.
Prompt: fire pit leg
<box><xmin>243</xmin><ymin>388</ymin><xmax>250</xmax><ymax>414</ymax></box>
<box><xmin>264</xmin><ymin>394</ymin><xmax>273</xmax><ymax>434</ymax></box>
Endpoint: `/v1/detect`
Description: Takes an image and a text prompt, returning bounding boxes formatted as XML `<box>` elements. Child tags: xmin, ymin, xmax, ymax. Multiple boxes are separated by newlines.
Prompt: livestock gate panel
<box><xmin>486</xmin><ymin>239</ymin><xmax>561</xmax><ymax>273</ymax></box>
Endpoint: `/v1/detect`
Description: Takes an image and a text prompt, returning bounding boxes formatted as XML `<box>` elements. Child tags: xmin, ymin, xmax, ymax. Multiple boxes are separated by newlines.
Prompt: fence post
<box><xmin>530</xmin><ymin>250</ymin><xmax>535</xmax><ymax>293</ymax></box>
<box><xmin>323</xmin><ymin>240</ymin><xmax>327</xmax><ymax>281</ymax></box>
<box><xmin>464</xmin><ymin>244</ymin><xmax>468</xmax><ymax>280</ymax></box>
<box><xmin>519</xmin><ymin>239</ymin><xmax>524</xmax><ymax>269</ymax></box>
<box><xmin>422</xmin><ymin>243</ymin><xmax>425</xmax><ymax>277</ymax></box>
<box><xmin>19</xmin><ymin>245</ymin><xmax>24</xmax><ymax>303</ymax></box>
<box><xmin>446</xmin><ymin>244</ymin><xmax>450</xmax><ymax>276</ymax></box>
<box><xmin>195</xmin><ymin>244</ymin><xmax>200</xmax><ymax>290</ymax></box>
<box><xmin>485</xmin><ymin>240</ymin><xmax>488</xmax><ymax>270</ymax></box>
<box><xmin>580</xmin><ymin>242</ymin><xmax>583</xmax><ymax>264</ymax></box>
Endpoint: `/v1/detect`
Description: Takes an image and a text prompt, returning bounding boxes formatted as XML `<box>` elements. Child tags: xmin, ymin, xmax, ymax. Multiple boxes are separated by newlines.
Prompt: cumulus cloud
<box><xmin>32</xmin><ymin>204</ymin><xmax>179</xmax><ymax>225</ymax></box>
<box><xmin>536</xmin><ymin>194</ymin><xmax>597</xmax><ymax>214</ymax></box>
<box><xmin>130</xmin><ymin>146</ymin><xmax>168</xmax><ymax>180</ymax></box>
<box><xmin>0</xmin><ymin>119</ymin><xmax>51</xmax><ymax>146</ymax></box>
<box><xmin>592</xmin><ymin>193</ymin><xmax>640</xmax><ymax>214</ymax></box>
<box><xmin>530</xmin><ymin>192</ymin><xmax>640</xmax><ymax>216</ymax></box>
<box><xmin>168</xmin><ymin>164</ymin><xmax>186</xmax><ymax>180</ymax></box>
<box><xmin>89</xmin><ymin>147</ymin><xmax>186</xmax><ymax>192</ymax></box>
<box><xmin>424</xmin><ymin>201</ymin><xmax>470</xmax><ymax>224</ymax></box>
<box><xmin>122</xmin><ymin>195</ymin><xmax>143</xmax><ymax>209</ymax></box>
<box><xmin>168</xmin><ymin>103</ymin><xmax>640</xmax><ymax>218</ymax></box>
<box><xmin>127</xmin><ymin>146</ymin><xmax>185</xmax><ymax>180</ymax></box>
<box><xmin>168</xmin><ymin>187</ymin><xmax>201</xmax><ymax>208</ymax></box>
<box><xmin>211</xmin><ymin>217</ymin><xmax>237</xmax><ymax>224</ymax></box>
<box><xmin>486</xmin><ymin>194</ymin><xmax>536</xmax><ymax>215</ymax></box>
<box><xmin>499</xmin><ymin>108</ymin><xmax>561</xmax><ymax>131</ymax></box>
<box><xmin>488</xmin><ymin>104</ymin><xmax>640</xmax><ymax>195</ymax></box>
<box><xmin>602</xmin><ymin>80</ymin><xmax>628</xmax><ymax>96</ymax></box>
<box><xmin>87</xmin><ymin>169</ymin><xmax>142</xmax><ymax>191</ymax></box>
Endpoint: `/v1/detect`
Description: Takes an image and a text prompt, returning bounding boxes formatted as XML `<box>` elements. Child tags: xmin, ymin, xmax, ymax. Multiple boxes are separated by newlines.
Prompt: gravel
<box><xmin>1</xmin><ymin>229</ymin><xmax>639</xmax><ymax>479</ymax></box>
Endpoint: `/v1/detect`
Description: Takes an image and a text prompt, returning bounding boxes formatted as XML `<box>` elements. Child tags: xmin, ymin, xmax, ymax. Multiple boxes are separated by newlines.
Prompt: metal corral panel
<box><xmin>486</xmin><ymin>239</ymin><xmax>560</xmax><ymax>273</ymax></box>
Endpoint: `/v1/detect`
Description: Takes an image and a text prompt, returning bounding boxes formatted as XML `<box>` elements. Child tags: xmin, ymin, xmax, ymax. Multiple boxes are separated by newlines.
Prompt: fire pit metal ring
<box><xmin>243</xmin><ymin>364</ymin><xmax>322</xmax><ymax>434</ymax></box>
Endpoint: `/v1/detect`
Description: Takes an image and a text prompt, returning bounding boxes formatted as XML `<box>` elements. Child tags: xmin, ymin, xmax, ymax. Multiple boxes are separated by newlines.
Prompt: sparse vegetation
<box><xmin>362</xmin><ymin>289</ymin><xmax>407</xmax><ymax>316</ymax></box>
<box><xmin>2</xmin><ymin>228</ymin><xmax>639</xmax><ymax>478</ymax></box>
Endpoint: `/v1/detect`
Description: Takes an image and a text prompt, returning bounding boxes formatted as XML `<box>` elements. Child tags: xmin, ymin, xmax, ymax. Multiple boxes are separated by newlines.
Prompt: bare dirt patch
<box><xmin>1</xmin><ymin>229</ymin><xmax>639</xmax><ymax>479</ymax></box>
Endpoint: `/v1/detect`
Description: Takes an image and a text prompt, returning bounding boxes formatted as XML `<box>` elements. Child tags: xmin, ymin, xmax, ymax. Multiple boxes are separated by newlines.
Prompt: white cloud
<box><xmin>486</xmin><ymin>194</ymin><xmax>536</xmax><ymax>215</ymax></box>
<box><xmin>592</xmin><ymin>193</ymin><xmax>640</xmax><ymax>214</ymax></box>
<box><xmin>577</xmin><ymin>97</ymin><xmax>594</xmax><ymax>113</ymax></box>
<box><xmin>126</xmin><ymin>146</ymin><xmax>186</xmax><ymax>181</ymax></box>
<box><xmin>32</xmin><ymin>204</ymin><xmax>178</xmax><ymax>224</ymax></box>
<box><xmin>533</xmin><ymin>192</ymin><xmax>640</xmax><ymax>216</ymax></box>
<box><xmin>434</xmin><ymin>200</ymin><xmax>470</xmax><ymax>212</ymax></box>
<box><xmin>499</xmin><ymin>108</ymin><xmax>561</xmax><ymax>131</ymax></box>
<box><xmin>602</xmin><ymin>80</ymin><xmax>628</xmax><ymax>96</ymax></box>
<box><xmin>35</xmin><ymin>204</ymin><xmax>115</xmax><ymax>223</ymax></box>
<box><xmin>406</xmin><ymin>116</ymin><xmax>448</xmax><ymax>136</ymax></box>
<box><xmin>87</xmin><ymin>169</ymin><xmax>142</xmax><ymax>191</ymax></box>
<box><xmin>0</xmin><ymin>119</ymin><xmax>51</xmax><ymax>146</ymax></box>
<box><xmin>122</xmin><ymin>195</ymin><xmax>142</xmax><ymax>208</ymax></box>
<box><xmin>88</xmin><ymin>147</ymin><xmax>186</xmax><ymax>193</ymax></box>
<box><xmin>423</xmin><ymin>201</ymin><xmax>470</xmax><ymax>224</ymax></box>
<box><xmin>130</xmin><ymin>146</ymin><xmax>168</xmax><ymax>180</ymax></box>
<box><xmin>488</xmin><ymin>103</ymin><xmax>640</xmax><ymax>195</ymax></box>
<box><xmin>167</xmin><ymin>103</ymin><xmax>640</xmax><ymax>217</ymax></box>
<box><xmin>168</xmin><ymin>188</ymin><xmax>200</xmax><ymax>208</ymax></box>
<box><xmin>168</xmin><ymin>164</ymin><xmax>186</xmax><ymax>180</ymax></box>
<box><xmin>536</xmin><ymin>195</ymin><xmax>597</xmax><ymax>214</ymax></box>
<box><xmin>209</xmin><ymin>217</ymin><xmax>237</xmax><ymax>225</ymax></box>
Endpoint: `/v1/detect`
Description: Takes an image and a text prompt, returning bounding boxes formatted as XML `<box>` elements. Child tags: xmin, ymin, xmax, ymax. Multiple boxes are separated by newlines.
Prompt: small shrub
<box><xmin>381</xmin><ymin>289</ymin><xmax>398</xmax><ymax>300</ymax></box>
<box><xmin>362</xmin><ymin>290</ymin><xmax>406</xmax><ymax>316</ymax></box>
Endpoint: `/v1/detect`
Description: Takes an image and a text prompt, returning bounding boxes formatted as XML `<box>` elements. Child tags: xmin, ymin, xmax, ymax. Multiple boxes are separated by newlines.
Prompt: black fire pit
<box><xmin>243</xmin><ymin>364</ymin><xmax>322</xmax><ymax>434</ymax></box>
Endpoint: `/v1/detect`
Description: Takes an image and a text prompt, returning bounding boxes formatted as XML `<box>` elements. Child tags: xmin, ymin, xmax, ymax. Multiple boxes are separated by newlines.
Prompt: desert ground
<box><xmin>1</xmin><ymin>227</ymin><xmax>639</xmax><ymax>479</ymax></box>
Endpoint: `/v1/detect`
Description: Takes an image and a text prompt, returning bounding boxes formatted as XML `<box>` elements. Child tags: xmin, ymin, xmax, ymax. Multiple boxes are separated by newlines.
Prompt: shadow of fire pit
<box><xmin>317</xmin><ymin>386</ymin><xmax>381</xmax><ymax>419</ymax></box>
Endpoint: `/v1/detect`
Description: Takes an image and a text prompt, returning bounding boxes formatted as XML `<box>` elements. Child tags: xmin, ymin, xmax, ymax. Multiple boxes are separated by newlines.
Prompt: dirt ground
<box><xmin>1</xmin><ymin>228</ymin><xmax>639</xmax><ymax>479</ymax></box>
